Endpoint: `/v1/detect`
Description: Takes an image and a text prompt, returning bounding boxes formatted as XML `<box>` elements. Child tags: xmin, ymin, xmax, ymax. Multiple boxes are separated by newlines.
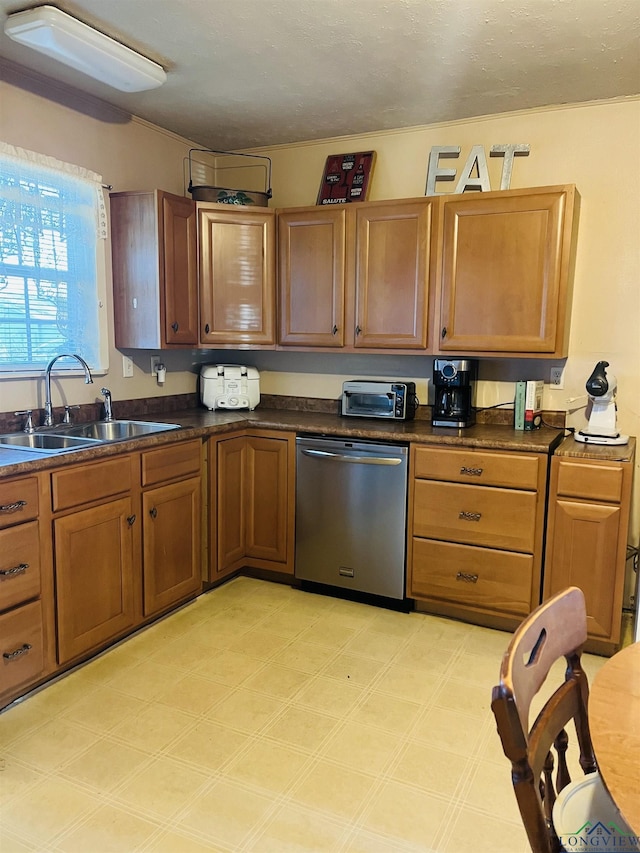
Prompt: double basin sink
<box><xmin>0</xmin><ymin>420</ymin><xmax>182</xmax><ymax>456</ymax></box>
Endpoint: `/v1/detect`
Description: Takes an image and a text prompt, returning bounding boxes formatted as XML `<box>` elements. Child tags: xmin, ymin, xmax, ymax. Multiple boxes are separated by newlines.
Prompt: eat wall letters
<box><xmin>425</xmin><ymin>144</ymin><xmax>531</xmax><ymax>195</ymax></box>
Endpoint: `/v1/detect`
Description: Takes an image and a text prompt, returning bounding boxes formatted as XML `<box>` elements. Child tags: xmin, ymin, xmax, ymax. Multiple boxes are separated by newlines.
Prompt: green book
<box><xmin>514</xmin><ymin>380</ymin><xmax>526</xmax><ymax>430</ymax></box>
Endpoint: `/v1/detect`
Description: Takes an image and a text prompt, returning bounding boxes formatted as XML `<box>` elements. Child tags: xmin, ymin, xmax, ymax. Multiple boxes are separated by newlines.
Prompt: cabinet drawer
<box><xmin>0</xmin><ymin>521</ymin><xmax>41</xmax><ymax>610</ymax></box>
<box><xmin>0</xmin><ymin>600</ymin><xmax>44</xmax><ymax>696</ymax></box>
<box><xmin>413</xmin><ymin>480</ymin><xmax>537</xmax><ymax>552</ymax></box>
<box><xmin>0</xmin><ymin>477</ymin><xmax>39</xmax><ymax>528</ymax></box>
<box><xmin>413</xmin><ymin>446</ymin><xmax>540</xmax><ymax>490</ymax></box>
<box><xmin>411</xmin><ymin>538</ymin><xmax>534</xmax><ymax>616</ymax></box>
<box><xmin>555</xmin><ymin>459</ymin><xmax>623</xmax><ymax>503</ymax></box>
<box><xmin>52</xmin><ymin>456</ymin><xmax>134</xmax><ymax>511</ymax></box>
<box><xmin>141</xmin><ymin>439</ymin><xmax>201</xmax><ymax>486</ymax></box>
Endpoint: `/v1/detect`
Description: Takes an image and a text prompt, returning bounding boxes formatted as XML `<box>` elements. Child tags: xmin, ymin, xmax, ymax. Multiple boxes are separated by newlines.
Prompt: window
<box><xmin>0</xmin><ymin>143</ymin><xmax>108</xmax><ymax>374</ymax></box>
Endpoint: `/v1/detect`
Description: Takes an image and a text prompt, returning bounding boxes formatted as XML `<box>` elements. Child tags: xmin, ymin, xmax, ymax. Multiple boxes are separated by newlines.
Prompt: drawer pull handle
<box><xmin>456</xmin><ymin>572</ymin><xmax>479</xmax><ymax>584</ymax></box>
<box><xmin>0</xmin><ymin>500</ymin><xmax>27</xmax><ymax>514</ymax></box>
<box><xmin>0</xmin><ymin>563</ymin><xmax>29</xmax><ymax>577</ymax></box>
<box><xmin>3</xmin><ymin>643</ymin><xmax>32</xmax><ymax>661</ymax></box>
<box><xmin>460</xmin><ymin>466</ymin><xmax>483</xmax><ymax>476</ymax></box>
<box><xmin>459</xmin><ymin>511</ymin><xmax>482</xmax><ymax>521</ymax></box>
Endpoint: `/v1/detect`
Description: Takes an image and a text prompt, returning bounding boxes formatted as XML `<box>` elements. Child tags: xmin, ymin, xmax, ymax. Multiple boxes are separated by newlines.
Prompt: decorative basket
<box><xmin>187</xmin><ymin>149</ymin><xmax>272</xmax><ymax>206</ymax></box>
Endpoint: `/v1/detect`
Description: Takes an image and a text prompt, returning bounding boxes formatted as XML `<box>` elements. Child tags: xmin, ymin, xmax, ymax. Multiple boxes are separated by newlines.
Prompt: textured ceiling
<box><xmin>1</xmin><ymin>0</ymin><xmax>639</xmax><ymax>150</ymax></box>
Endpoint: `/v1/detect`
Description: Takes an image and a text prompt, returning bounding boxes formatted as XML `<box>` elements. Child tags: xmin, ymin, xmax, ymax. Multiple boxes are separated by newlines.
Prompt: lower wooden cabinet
<box><xmin>543</xmin><ymin>438</ymin><xmax>636</xmax><ymax>653</ymax></box>
<box><xmin>0</xmin><ymin>473</ymin><xmax>51</xmax><ymax>710</ymax></box>
<box><xmin>0</xmin><ymin>600</ymin><xmax>45</xmax><ymax>701</ymax></box>
<box><xmin>407</xmin><ymin>444</ymin><xmax>549</xmax><ymax>629</ymax></box>
<box><xmin>54</xmin><ymin>496</ymin><xmax>137</xmax><ymax>664</ymax></box>
<box><xmin>142</xmin><ymin>477</ymin><xmax>202</xmax><ymax>617</ymax></box>
<box><xmin>211</xmin><ymin>429</ymin><xmax>295</xmax><ymax>579</ymax></box>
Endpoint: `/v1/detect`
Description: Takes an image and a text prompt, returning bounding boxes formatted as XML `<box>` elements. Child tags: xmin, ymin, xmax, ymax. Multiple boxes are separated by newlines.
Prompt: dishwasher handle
<box><xmin>300</xmin><ymin>448</ymin><xmax>403</xmax><ymax>466</ymax></box>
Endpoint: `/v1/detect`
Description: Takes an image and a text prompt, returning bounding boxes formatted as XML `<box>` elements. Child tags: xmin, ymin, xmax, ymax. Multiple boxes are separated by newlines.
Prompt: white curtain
<box><xmin>0</xmin><ymin>142</ymin><xmax>107</xmax><ymax>371</ymax></box>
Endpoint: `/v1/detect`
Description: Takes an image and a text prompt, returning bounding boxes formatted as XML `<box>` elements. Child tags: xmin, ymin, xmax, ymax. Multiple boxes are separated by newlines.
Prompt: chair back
<box><xmin>491</xmin><ymin>587</ymin><xmax>597</xmax><ymax>853</ymax></box>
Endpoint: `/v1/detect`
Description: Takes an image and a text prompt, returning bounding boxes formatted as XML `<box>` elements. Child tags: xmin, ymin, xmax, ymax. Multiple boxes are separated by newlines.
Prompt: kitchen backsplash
<box><xmin>0</xmin><ymin>393</ymin><xmax>566</xmax><ymax>433</ymax></box>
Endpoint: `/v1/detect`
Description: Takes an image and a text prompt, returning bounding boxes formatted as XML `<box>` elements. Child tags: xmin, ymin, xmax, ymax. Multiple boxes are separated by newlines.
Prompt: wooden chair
<box><xmin>491</xmin><ymin>586</ymin><xmax>623</xmax><ymax>853</ymax></box>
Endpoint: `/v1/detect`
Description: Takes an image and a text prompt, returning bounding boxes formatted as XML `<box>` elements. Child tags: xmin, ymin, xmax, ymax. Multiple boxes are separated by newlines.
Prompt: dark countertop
<box><xmin>0</xmin><ymin>406</ymin><xmax>574</xmax><ymax>480</ymax></box>
<box><xmin>553</xmin><ymin>434</ymin><xmax>636</xmax><ymax>462</ymax></box>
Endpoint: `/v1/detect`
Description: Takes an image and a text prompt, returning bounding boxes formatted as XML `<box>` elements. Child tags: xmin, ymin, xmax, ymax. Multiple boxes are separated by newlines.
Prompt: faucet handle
<box><xmin>15</xmin><ymin>410</ymin><xmax>35</xmax><ymax>433</ymax></box>
<box><xmin>100</xmin><ymin>387</ymin><xmax>114</xmax><ymax>422</ymax></box>
<box><xmin>62</xmin><ymin>405</ymin><xmax>80</xmax><ymax>424</ymax></box>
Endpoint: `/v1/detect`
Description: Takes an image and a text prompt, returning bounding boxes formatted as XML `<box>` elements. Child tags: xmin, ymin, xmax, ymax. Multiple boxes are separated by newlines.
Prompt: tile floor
<box><xmin>0</xmin><ymin>577</ymin><xmax>609</xmax><ymax>853</ymax></box>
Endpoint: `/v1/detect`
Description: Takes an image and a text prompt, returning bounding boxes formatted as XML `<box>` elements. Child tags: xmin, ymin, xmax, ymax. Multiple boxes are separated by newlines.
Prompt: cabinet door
<box><xmin>142</xmin><ymin>477</ymin><xmax>201</xmax><ymax>617</ymax></box>
<box><xmin>545</xmin><ymin>499</ymin><xmax>622</xmax><ymax>640</ymax></box>
<box><xmin>245</xmin><ymin>434</ymin><xmax>292</xmax><ymax>566</ymax></box>
<box><xmin>55</xmin><ymin>498</ymin><xmax>137</xmax><ymax>664</ymax></box>
<box><xmin>438</xmin><ymin>186</ymin><xmax>576</xmax><ymax>355</ymax></box>
<box><xmin>278</xmin><ymin>207</ymin><xmax>346</xmax><ymax>346</ymax></box>
<box><xmin>199</xmin><ymin>206</ymin><xmax>275</xmax><ymax>345</ymax></box>
<box><xmin>161</xmin><ymin>192</ymin><xmax>199</xmax><ymax>345</ymax></box>
<box><xmin>111</xmin><ymin>190</ymin><xmax>197</xmax><ymax>349</ymax></box>
<box><xmin>354</xmin><ymin>199</ymin><xmax>433</xmax><ymax>349</ymax></box>
<box><xmin>213</xmin><ymin>431</ymin><xmax>295</xmax><ymax>578</ymax></box>
<box><xmin>216</xmin><ymin>436</ymin><xmax>247</xmax><ymax>573</ymax></box>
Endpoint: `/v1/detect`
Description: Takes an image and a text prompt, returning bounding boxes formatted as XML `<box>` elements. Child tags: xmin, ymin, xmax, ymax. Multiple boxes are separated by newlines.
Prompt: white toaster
<box><xmin>200</xmin><ymin>364</ymin><xmax>260</xmax><ymax>411</ymax></box>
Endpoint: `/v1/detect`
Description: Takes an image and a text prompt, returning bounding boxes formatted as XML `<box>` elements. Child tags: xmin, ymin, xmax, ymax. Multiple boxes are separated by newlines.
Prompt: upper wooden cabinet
<box><xmin>111</xmin><ymin>190</ymin><xmax>199</xmax><ymax>348</ymax></box>
<box><xmin>436</xmin><ymin>185</ymin><xmax>579</xmax><ymax>357</ymax></box>
<box><xmin>198</xmin><ymin>204</ymin><xmax>276</xmax><ymax>347</ymax></box>
<box><xmin>278</xmin><ymin>197</ymin><xmax>435</xmax><ymax>350</ymax></box>
<box><xmin>278</xmin><ymin>207</ymin><xmax>347</xmax><ymax>347</ymax></box>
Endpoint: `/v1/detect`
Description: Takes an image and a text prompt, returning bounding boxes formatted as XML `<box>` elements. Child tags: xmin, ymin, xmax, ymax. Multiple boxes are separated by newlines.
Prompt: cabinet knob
<box><xmin>171</xmin><ymin>322</ymin><xmax>179</xmax><ymax>332</ymax></box>
<box><xmin>355</xmin><ymin>325</ymin><xmax>362</xmax><ymax>336</ymax></box>
<box><xmin>149</xmin><ymin>507</ymin><xmax>158</xmax><ymax>519</ymax></box>
<box><xmin>126</xmin><ymin>514</ymin><xmax>136</xmax><ymax>527</ymax></box>
<box><xmin>204</xmin><ymin>323</ymin><xmax>210</xmax><ymax>335</ymax></box>
<box><xmin>332</xmin><ymin>325</ymin><xmax>338</xmax><ymax>335</ymax></box>
<box><xmin>441</xmin><ymin>326</ymin><xmax>447</xmax><ymax>339</ymax></box>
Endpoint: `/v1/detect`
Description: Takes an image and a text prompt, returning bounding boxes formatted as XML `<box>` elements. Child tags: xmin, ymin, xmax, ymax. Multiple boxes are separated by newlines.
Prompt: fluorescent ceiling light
<box><xmin>4</xmin><ymin>5</ymin><xmax>166</xmax><ymax>92</ymax></box>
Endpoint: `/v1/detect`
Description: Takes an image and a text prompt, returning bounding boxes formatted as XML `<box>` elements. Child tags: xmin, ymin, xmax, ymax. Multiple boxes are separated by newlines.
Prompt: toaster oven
<box><xmin>341</xmin><ymin>380</ymin><xmax>417</xmax><ymax>420</ymax></box>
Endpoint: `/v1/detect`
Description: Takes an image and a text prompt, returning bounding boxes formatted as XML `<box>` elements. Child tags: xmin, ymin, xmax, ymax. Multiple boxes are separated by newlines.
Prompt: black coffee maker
<box><xmin>432</xmin><ymin>359</ymin><xmax>478</xmax><ymax>427</ymax></box>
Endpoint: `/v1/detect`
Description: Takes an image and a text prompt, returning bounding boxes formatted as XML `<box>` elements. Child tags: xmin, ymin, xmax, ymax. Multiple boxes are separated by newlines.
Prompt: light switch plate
<box><xmin>122</xmin><ymin>355</ymin><xmax>134</xmax><ymax>378</ymax></box>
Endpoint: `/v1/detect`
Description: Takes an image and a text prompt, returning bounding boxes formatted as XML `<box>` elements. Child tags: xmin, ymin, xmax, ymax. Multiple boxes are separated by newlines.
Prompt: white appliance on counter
<box><xmin>200</xmin><ymin>364</ymin><xmax>260</xmax><ymax>410</ymax></box>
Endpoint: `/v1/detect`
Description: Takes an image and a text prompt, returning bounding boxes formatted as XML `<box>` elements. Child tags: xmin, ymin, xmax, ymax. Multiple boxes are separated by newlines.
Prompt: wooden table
<box><xmin>589</xmin><ymin>641</ymin><xmax>640</xmax><ymax>834</ymax></box>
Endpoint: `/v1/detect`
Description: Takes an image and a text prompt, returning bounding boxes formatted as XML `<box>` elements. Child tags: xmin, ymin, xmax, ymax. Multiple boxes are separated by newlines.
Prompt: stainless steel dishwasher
<box><xmin>295</xmin><ymin>435</ymin><xmax>409</xmax><ymax>600</ymax></box>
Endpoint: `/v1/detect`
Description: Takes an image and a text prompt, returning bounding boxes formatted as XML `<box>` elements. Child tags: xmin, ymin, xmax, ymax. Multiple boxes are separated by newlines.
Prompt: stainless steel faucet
<box><xmin>101</xmin><ymin>387</ymin><xmax>114</xmax><ymax>421</ymax></box>
<box><xmin>43</xmin><ymin>354</ymin><xmax>93</xmax><ymax>427</ymax></box>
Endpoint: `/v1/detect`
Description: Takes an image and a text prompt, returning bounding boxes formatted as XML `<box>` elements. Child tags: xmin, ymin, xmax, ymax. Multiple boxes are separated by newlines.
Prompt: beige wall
<box><xmin>0</xmin><ymin>64</ymin><xmax>199</xmax><ymax>413</ymax></box>
<box><xmin>250</xmin><ymin>98</ymin><xmax>640</xmax><ymax>543</ymax></box>
<box><xmin>252</xmin><ymin>97</ymin><xmax>640</xmax><ymax>436</ymax></box>
<box><xmin>1</xmin><ymin>66</ymin><xmax>638</xmax><ymax>535</ymax></box>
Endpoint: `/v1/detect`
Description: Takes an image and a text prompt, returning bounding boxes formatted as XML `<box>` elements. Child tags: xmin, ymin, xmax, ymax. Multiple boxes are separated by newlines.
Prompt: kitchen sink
<box><xmin>60</xmin><ymin>420</ymin><xmax>181</xmax><ymax>441</ymax></box>
<box><xmin>0</xmin><ymin>420</ymin><xmax>182</xmax><ymax>455</ymax></box>
<box><xmin>0</xmin><ymin>432</ymin><xmax>100</xmax><ymax>452</ymax></box>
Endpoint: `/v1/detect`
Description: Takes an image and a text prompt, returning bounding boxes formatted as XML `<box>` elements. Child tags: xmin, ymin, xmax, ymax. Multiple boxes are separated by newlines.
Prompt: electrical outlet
<box><xmin>150</xmin><ymin>355</ymin><xmax>161</xmax><ymax>376</ymax></box>
<box><xmin>122</xmin><ymin>355</ymin><xmax>134</xmax><ymax>378</ymax></box>
<box><xmin>550</xmin><ymin>366</ymin><xmax>564</xmax><ymax>389</ymax></box>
